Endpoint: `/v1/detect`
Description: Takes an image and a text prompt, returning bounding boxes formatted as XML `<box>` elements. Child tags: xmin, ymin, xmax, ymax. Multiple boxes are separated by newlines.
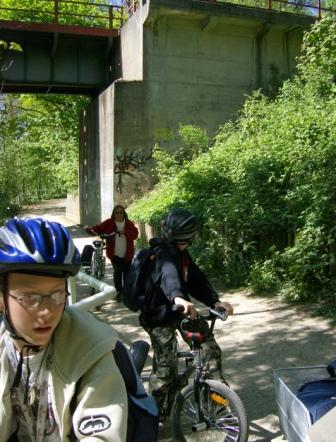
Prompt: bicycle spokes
<box><xmin>174</xmin><ymin>383</ymin><xmax>245</xmax><ymax>442</ymax></box>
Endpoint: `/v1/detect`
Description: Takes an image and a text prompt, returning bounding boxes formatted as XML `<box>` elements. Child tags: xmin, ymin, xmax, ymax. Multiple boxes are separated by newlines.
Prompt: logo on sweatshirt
<box><xmin>78</xmin><ymin>414</ymin><xmax>111</xmax><ymax>435</ymax></box>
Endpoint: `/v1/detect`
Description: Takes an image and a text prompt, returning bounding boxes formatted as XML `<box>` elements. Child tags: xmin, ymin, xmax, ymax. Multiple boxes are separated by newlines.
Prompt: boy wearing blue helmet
<box><xmin>0</xmin><ymin>218</ymin><xmax>127</xmax><ymax>441</ymax></box>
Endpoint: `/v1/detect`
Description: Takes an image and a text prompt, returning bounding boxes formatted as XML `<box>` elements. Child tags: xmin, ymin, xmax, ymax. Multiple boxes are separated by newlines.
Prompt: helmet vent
<box><xmin>60</xmin><ymin>230</ymin><xmax>69</xmax><ymax>254</ymax></box>
<box><xmin>41</xmin><ymin>222</ymin><xmax>54</xmax><ymax>257</ymax></box>
<box><xmin>16</xmin><ymin>222</ymin><xmax>35</xmax><ymax>254</ymax></box>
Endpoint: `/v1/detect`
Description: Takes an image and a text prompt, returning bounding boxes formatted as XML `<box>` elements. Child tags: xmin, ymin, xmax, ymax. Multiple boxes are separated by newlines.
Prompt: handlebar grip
<box><xmin>209</xmin><ymin>308</ymin><xmax>228</xmax><ymax>321</ymax></box>
<box><xmin>172</xmin><ymin>304</ymin><xmax>185</xmax><ymax>313</ymax></box>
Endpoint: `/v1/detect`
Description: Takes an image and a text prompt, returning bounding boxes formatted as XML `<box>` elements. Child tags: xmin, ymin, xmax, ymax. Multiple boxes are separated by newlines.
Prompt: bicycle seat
<box><xmin>93</xmin><ymin>240</ymin><xmax>103</xmax><ymax>248</ymax></box>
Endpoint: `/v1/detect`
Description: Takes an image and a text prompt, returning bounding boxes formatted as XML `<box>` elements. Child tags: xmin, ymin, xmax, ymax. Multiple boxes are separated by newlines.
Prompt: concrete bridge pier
<box><xmin>79</xmin><ymin>0</ymin><xmax>313</xmax><ymax>225</ymax></box>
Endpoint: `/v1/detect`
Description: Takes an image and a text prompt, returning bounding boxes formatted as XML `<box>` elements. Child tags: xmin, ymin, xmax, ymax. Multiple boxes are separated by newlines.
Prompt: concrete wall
<box><xmin>143</xmin><ymin>3</ymin><xmax>308</xmax><ymax>135</ymax></box>
<box><xmin>79</xmin><ymin>102</ymin><xmax>101</xmax><ymax>225</ymax></box>
<box><xmin>120</xmin><ymin>0</ymin><xmax>149</xmax><ymax>81</ymax></box>
<box><xmin>98</xmin><ymin>86</ymin><xmax>115</xmax><ymax>220</ymax></box>
<box><xmin>66</xmin><ymin>194</ymin><xmax>80</xmax><ymax>224</ymax></box>
<box><xmin>79</xmin><ymin>85</ymin><xmax>115</xmax><ymax>224</ymax></box>
<box><xmin>79</xmin><ymin>0</ymin><xmax>314</xmax><ymax>223</ymax></box>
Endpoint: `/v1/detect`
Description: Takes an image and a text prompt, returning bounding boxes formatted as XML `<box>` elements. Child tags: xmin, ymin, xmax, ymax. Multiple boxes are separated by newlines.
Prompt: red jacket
<box><xmin>90</xmin><ymin>218</ymin><xmax>138</xmax><ymax>262</ymax></box>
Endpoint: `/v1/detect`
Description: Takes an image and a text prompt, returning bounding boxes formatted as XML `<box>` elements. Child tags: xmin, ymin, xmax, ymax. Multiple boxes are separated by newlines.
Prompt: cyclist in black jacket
<box><xmin>139</xmin><ymin>208</ymin><xmax>233</xmax><ymax>415</ymax></box>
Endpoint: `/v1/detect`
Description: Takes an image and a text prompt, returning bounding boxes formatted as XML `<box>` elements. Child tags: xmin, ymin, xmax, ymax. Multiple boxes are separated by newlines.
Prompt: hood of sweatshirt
<box><xmin>52</xmin><ymin>307</ymin><xmax>119</xmax><ymax>382</ymax></box>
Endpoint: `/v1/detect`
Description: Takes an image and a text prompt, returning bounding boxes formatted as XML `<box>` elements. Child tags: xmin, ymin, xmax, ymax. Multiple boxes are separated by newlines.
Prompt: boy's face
<box><xmin>4</xmin><ymin>273</ymin><xmax>66</xmax><ymax>351</ymax></box>
<box><xmin>176</xmin><ymin>243</ymin><xmax>188</xmax><ymax>251</ymax></box>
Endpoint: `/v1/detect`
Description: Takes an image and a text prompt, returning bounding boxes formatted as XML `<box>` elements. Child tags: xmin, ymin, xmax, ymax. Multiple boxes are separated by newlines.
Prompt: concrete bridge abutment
<box><xmin>79</xmin><ymin>0</ymin><xmax>314</xmax><ymax>224</ymax></box>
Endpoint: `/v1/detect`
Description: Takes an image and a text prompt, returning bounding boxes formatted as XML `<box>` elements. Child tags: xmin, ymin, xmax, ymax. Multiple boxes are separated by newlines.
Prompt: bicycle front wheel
<box><xmin>90</xmin><ymin>253</ymin><xmax>98</xmax><ymax>295</ymax></box>
<box><xmin>90</xmin><ymin>252</ymin><xmax>98</xmax><ymax>277</ymax></box>
<box><xmin>171</xmin><ymin>379</ymin><xmax>248</xmax><ymax>442</ymax></box>
<box><xmin>96</xmin><ymin>256</ymin><xmax>105</xmax><ymax>280</ymax></box>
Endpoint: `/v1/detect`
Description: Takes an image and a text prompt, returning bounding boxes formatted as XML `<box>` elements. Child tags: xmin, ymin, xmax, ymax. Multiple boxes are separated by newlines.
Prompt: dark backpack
<box><xmin>69</xmin><ymin>340</ymin><xmax>159</xmax><ymax>442</ymax></box>
<box><xmin>297</xmin><ymin>378</ymin><xmax>336</xmax><ymax>424</ymax></box>
<box><xmin>123</xmin><ymin>247</ymin><xmax>157</xmax><ymax>312</ymax></box>
<box><xmin>80</xmin><ymin>244</ymin><xmax>94</xmax><ymax>266</ymax></box>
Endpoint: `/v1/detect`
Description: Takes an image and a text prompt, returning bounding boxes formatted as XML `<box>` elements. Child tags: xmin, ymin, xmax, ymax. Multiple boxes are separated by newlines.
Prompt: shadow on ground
<box><xmin>23</xmin><ymin>199</ymin><xmax>336</xmax><ymax>442</ymax></box>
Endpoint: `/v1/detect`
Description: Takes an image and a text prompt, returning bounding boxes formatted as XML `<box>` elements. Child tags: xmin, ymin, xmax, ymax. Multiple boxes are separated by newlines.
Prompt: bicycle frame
<box><xmin>90</xmin><ymin>240</ymin><xmax>105</xmax><ymax>276</ymax></box>
<box><xmin>147</xmin><ymin>308</ymin><xmax>248</xmax><ymax>441</ymax></box>
<box><xmin>92</xmin><ymin>239</ymin><xmax>105</xmax><ymax>261</ymax></box>
<box><xmin>184</xmin><ymin>332</ymin><xmax>216</xmax><ymax>418</ymax></box>
<box><xmin>87</xmin><ymin>232</ymin><xmax>115</xmax><ymax>295</ymax></box>
<box><xmin>163</xmin><ymin>312</ymin><xmax>225</xmax><ymax>417</ymax></box>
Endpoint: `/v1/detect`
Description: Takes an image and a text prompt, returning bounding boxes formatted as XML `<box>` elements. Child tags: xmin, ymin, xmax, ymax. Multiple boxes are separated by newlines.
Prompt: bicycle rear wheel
<box><xmin>171</xmin><ymin>379</ymin><xmax>248</xmax><ymax>442</ymax></box>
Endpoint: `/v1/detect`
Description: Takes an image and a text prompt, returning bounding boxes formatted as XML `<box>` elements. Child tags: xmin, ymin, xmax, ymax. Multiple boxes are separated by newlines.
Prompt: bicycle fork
<box><xmin>191</xmin><ymin>348</ymin><xmax>210</xmax><ymax>433</ymax></box>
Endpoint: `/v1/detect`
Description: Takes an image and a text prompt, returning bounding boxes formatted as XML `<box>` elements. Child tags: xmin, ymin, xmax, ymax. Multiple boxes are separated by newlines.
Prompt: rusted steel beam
<box><xmin>0</xmin><ymin>19</ymin><xmax>119</xmax><ymax>37</ymax></box>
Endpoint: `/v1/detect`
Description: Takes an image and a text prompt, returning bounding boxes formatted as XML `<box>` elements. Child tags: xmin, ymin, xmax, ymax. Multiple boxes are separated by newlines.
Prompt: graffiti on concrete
<box><xmin>114</xmin><ymin>149</ymin><xmax>152</xmax><ymax>194</ymax></box>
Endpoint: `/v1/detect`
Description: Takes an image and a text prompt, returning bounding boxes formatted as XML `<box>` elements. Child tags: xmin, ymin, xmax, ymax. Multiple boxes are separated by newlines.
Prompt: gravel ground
<box><xmin>23</xmin><ymin>199</ymin><xmax>336</xmax><ymax>442</ymax></box>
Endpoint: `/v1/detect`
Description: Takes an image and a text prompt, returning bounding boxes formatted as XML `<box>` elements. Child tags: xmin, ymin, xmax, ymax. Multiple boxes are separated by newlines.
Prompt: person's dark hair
<box><xmin>161</xmin><ymin>208</ymin><xmax>198</xmax><ymax>243</ymax></box>
<box><xmin>111</xmin><ymin>205</ymin><xmax>128</xmax><ymax>220</ymax></box>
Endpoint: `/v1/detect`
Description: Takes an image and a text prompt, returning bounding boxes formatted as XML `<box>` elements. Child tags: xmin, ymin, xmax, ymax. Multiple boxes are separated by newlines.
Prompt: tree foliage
<box><xmin>0</xmin><ymin>0</ymin><xmax>98</xmax><ymax>223</ymax></box>
<box><xmin>0</xmin><ymin>94</ymin><xmax>90</xmax><ymax>222</ymax></box>
<box><xmin>129</xmin><ymin>17</ymin><xmax>336</xmax><ymax>306</ymax></box>
<box><xmin>0</xmin><ymin>0</ymin><xmax>123</xmax><ymax>29</ymax></box>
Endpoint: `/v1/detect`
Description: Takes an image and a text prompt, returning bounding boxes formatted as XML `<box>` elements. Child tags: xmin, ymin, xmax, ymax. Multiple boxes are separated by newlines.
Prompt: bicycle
<box><xmin>85</xmin><ymin>232</ymin><xmax>115</xmax><ymax>295</ymax></box>
<box><xmin>143</xmin><ymin>306</ymin><xmax>249</xmax><ymax>442</ymax></box>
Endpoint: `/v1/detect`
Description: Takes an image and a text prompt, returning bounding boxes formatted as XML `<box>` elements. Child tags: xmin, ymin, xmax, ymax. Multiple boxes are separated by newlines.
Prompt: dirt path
<box><xmin>23</xmin><ymin>200</ymin><xmax>336</xmax><ymax>441</ymax></box>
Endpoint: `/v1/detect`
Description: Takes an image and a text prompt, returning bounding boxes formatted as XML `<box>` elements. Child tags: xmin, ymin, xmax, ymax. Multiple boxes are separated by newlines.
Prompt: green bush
<box><xmin>248</xmin><ymin>258</ymin><xmax>281</xmax><ymax>296</ymax></box>
<box><xmin>0</xmin><ymin>198</ymin><xmax>21</xmax><ymax>224</ymax></box>
<box><xmin>129</xmin><ymin>17</ymin><xmax>336</xmax><ymax>304</ymax></box>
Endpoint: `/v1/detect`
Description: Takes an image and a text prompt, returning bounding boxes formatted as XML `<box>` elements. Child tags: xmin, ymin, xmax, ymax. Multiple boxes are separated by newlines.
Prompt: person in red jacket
<box><xmin>87</xmin><ymin>205</ymin><xmax>139</xmax><ymax>301</ymax></box>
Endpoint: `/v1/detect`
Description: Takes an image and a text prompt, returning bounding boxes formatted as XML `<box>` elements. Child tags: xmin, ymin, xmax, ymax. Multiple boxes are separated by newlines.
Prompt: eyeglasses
<box><xmin>8</xmin><ymin>291</ymin><xmax>69</xmax><ymax>310</ymax></box>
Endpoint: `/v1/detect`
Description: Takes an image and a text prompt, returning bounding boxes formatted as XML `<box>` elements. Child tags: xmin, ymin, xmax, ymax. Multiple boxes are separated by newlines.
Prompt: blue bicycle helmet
<box><xmin>162</xmin><ymin>208</ymin><xmax>198</xmax><ymax>243</ymax></box>
<box><xmin>0</xmin><ymin>217</ymin><xmax>81</xmax><ymax>276</ymax></box>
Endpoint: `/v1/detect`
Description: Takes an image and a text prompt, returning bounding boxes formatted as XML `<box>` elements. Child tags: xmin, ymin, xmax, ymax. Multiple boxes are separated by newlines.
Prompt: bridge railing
<box><xmin>0</xmin><ymin>0</ymin><xmax>334</xmax><ymax>32</ymax></box>
<box><xmin>0</xmin><ymin>0</ymin><xmax>125</xmax><ymax>30</ymax></box>
<box><xmin>121</xmin><ymin>0</ymin><xmax>147</xmax><ymax>17</ymax></box>
<box><xmin>121</xmin><ymin>0</ymin><xmax>335</xmax><ymax>20</ymax></box>
<box><xmin>206</xmin><ymin>0</ymin><xmax>335</xmax><ymax>19</ymax></box>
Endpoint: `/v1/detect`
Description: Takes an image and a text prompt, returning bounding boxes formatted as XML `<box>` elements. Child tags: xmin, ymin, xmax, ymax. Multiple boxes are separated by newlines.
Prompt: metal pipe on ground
<box><xmin>70</xmin><ymin>270</ymin><xmax>116</xmax><ymax>311</ymax></box>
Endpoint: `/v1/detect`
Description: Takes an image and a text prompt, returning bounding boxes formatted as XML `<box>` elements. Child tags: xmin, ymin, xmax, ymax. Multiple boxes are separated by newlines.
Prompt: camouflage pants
<box><xmin>144</xmin><ymin>320</ymin><xmax>224</xmax><ymax>403</ymax></box>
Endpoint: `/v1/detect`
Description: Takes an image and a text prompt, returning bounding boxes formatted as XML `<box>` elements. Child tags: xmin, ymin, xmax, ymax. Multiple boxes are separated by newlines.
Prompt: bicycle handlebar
<box><xmin>208</xmin><ymin>307</ymin><xmax>228</xmax><ymax>322</ymax></box>
<box><xmin>87</xmin><ymin>229</ymin><xmax>116</xmax><ymax>239</ymax></box>
<box><xmin>172</xmin><ymin>304</ymin><xmax>228</xmax><ymax>322</ymax></box>
<box><xmin>172</xmin><ymin>304</ymin><xmax>186</xmax><ymax>313</ymax></box>
<box><xmin>98</xmin><ymin>232</ymin><xmax>116</xmax><ymax>239</ymax></box>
